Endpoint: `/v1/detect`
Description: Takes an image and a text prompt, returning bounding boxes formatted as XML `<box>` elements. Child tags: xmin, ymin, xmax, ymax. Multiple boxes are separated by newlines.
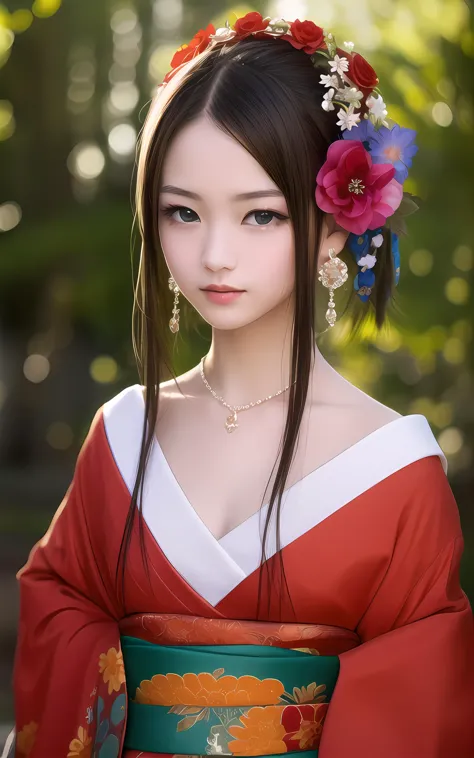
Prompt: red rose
<box><xmin>170</xmin><ymin>23</ymin><xmax>215</xmax><ymax>69</ymax></box>
<box><xmin>346</xmin><ymin>52</ymin><xmax>379</xmax><ymax>96</ymax></box>
<box><xmin>284</xmin><ymin>19</ymin><xmax>326</xmax><ymax>54</ymax></box>
<box><xmin>233</xmin><ymin>12</ymin><xmax>269</xmax><ymax>38</ymax></box>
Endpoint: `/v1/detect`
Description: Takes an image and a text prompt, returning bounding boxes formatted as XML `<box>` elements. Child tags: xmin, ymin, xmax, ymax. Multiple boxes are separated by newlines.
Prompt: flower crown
<box><xmin>162</xmin><ymin>12</ymin><xmax>421</xmax><ymax>303</ymax></box>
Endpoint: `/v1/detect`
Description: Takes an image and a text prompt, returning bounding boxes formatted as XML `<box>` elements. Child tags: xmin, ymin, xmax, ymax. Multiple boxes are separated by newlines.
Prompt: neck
<box><xmin>201</xmin><ymin>296</ymin><xmax>330</xmax><ymax>405</ymax></box>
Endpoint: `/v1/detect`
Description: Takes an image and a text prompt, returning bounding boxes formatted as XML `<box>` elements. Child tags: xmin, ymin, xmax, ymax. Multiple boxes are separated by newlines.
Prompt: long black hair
<box><xmin>116</xmin><ymin>35</ymin><xmax>398</xmax><ymax>620</ymax></box>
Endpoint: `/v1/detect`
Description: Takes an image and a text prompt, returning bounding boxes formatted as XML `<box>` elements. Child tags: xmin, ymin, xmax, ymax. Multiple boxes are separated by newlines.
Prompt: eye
<box><xmin>160</xmin><ymin>205</ymin><xmax>200</xmax><ymax>223</ymax></box>
<box><xmin>160</xmin><ymin>205</ymin><xmax>289</xmax><ymax>226</ymax></box>
<box><xmin>244</xmin><ymin>210</ymin><xmax>289</xmax><ymax>226</ymax></box>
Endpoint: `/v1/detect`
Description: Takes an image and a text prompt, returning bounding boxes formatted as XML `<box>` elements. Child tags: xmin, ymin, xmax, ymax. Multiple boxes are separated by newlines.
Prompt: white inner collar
<box><xmin>102</xmin><ymin>383</ymin><xmax>447</xmax><ymax>607</ymax></box>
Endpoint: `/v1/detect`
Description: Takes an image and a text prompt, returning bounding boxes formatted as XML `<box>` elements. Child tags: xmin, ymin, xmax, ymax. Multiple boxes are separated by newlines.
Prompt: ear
<box><xmin>318</xmin><ymin>214</ymin><xmax>350</xmax><ymax>269</ymax></box>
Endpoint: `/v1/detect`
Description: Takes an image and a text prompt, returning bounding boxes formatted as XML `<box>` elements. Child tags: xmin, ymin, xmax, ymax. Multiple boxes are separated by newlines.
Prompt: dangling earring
<box><xmin>168</xmin><ymin>275</ymin><xmax>180</xmax><ymax>333</ymax></box>
<box><xmin>318</xmin><ymin>248</ymin><xmax>348</xmax><ymax>327</ymax></box>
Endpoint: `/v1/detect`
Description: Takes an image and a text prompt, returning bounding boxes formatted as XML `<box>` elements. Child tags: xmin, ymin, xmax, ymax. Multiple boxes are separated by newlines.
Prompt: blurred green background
<box><xmin>0</xmin><ymin>0</ymin><xmax>472</xmax><ymax>735</ymax></box>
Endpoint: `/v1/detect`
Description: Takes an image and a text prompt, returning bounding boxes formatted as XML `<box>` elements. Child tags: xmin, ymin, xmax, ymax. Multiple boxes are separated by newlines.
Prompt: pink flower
<box><xmin>315</xmin><ymin>139</ymin><xmax>403</xmax><ymax>235</ymax></box>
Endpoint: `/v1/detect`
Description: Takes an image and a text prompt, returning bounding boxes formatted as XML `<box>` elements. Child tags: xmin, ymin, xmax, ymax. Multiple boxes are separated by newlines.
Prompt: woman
<box><xmin>8</xmin><ymin>11</ymin><xmax>474</xmax><ymax>758</ymax></box>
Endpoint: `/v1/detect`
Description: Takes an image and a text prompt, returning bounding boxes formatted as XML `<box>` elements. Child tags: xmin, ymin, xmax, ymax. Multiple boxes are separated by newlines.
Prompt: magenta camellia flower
<box><xmin>315</xmin><ymin>139</ymin><xmax>403</xmax><ymax>235</ymax></box>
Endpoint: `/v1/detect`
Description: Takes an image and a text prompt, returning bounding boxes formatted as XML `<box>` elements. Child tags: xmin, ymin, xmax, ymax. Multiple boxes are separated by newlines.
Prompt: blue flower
<box><xmin>367</xmin><ymin>124</ymin><xmax>418</xmax><ymax>184</ymax></box>
<box><xmin>341</xmin><ymin>119</ymin><xmax>375</xmax><ymax>148</ymax></box>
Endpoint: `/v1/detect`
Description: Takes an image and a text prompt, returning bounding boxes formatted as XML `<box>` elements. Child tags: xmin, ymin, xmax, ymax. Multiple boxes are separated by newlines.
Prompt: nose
<box><xmin>200</xmin><ymin>221</ymin><xmax>238</xmax><ymax>272</ymax></box>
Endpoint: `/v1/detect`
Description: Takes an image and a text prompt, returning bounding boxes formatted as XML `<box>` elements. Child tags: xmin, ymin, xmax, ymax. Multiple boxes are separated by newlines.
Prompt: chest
<box><xmin>153</xmin><ymin>394</ymin><xmax>363</xmax><ymax>541</ymax></box>
<box><xmin>102</xmin><ymin>382</ymin><xmax>425</xmax><ymax>612</ymax></box>
<box><xmin>155</xmin><ymin>406</ymin><xmax>289</xmax><ymax>540</ymax></box>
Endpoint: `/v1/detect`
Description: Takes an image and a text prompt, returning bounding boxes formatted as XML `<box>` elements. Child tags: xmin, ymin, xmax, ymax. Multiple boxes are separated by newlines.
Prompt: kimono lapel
<box><xmin>102</xmin><ymin>384</ymin><xmax>246</xmax><ymax>608</ymax></box>
<box><xmin>219</xmin><ymin>413</ymin><xmax>447</xmax><ymax>577</ymax></box>
<box><xmin>103</xmin><ymin>384</ymin><xmax>447</xmax><ymax>609</ymax></box>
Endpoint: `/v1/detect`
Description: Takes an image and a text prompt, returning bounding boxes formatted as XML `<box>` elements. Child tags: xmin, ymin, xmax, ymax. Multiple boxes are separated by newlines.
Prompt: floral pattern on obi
<box><xmin>227</xmin><ymin>702</ymin><xmax>328</xmax><ymax>755</ymax></box>
<box><xmin>119</xmin><ymin>612</ymin><xmax>360</xmax><ymax>654</ymax></box>
<box><xmin>133</xmin><ymin>667</ymin><xmax>329</xmax><ymax>755</ymax></box>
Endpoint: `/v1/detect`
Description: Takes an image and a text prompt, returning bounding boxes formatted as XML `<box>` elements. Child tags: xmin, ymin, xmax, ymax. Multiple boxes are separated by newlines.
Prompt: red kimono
<box><xmin>9</xmin><ymin>384</ymin><xmax>474</xmax><ymax>757</ymax></box>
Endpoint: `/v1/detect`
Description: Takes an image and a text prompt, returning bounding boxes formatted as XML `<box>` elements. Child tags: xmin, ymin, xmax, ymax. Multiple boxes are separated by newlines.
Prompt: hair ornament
<box><xmin>163</xmin><ymin>11</ymin><xmax>421</xmax><ymax>304</ymax></box>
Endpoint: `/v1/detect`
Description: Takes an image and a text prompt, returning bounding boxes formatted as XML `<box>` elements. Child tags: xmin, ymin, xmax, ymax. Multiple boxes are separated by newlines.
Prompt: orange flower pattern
<box><xmin>67</xmin><ymin>726</ymin><xmax>92</xmax><ymax>758</ymax></box>
<box><xmin>227</xmin><ymin>706</ymin><xmax>287</xmax><ymax>755</ymax></box>
<box><xmin>16</xmin><ymin>721</ymin><xmax>38</xmax><ymax>756</ymax></box>
<box><xmin>133</xmin><ymin>663</ymin><xmax>331</xmax><ymax>755</ymax></box>
<box><xmin>293</xmin><ymin>717</ymin><xmax>323</xmax><ymax>750</ymax></box>
<box><xmin>225</xmin><ymin>703</ymin><xmax>329</xmax><ymax>755</ymax></box>
<box><xmin>98</xmin><ymin>646</ymin><xmax>125</xmax><ymax>695</ymax></box>
<box><xmin>66</xmin><ymin>646</ymin><xmax>127</xmax><ymax>758</ymax></box>
<box><xmin>135</xmin><ymin>672</ymin><xmax>285</xmax><ymax>707</ymax></box>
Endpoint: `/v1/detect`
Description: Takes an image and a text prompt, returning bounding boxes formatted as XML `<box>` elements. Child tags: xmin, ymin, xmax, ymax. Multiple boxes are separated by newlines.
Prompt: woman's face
<box><xmin>158</xmin><ymin>114</ymin><xmax>295</xmax><ymax>330</ymax></box>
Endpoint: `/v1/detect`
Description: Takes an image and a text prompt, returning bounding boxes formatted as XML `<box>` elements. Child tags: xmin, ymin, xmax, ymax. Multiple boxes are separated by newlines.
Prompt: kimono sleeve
<box><xmin>10</xmin><ymin>406</ymin><xmax>128</xmax><ymax>758</ymax></box>
<box><xmin>320</xmin><ymin>455</ymin><xmax>474</xmax><ymax>758</ymax></box>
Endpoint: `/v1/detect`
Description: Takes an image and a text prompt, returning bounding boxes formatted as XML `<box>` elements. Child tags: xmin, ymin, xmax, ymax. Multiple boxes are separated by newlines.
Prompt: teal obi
<box><xmin>121</xmin><ymin>634</ymin><xmax>340</xmax><ymax>756</ymax></box>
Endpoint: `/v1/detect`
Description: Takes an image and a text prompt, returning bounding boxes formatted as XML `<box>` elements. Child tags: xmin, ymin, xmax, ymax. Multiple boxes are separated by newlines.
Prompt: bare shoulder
<box><xmin>336</xmin><ymin>366</ymin><xmax>401</xmax><ymax>419</ymax></box>
<box><xmin>344</xmin><ymin>382</ymin><xmax>402</xmax><ymax>427</ymax></box>
<box><xmin>307</xmin><ymin>361</ymin><xmax>403</xmax><ymax>455</ymax></box>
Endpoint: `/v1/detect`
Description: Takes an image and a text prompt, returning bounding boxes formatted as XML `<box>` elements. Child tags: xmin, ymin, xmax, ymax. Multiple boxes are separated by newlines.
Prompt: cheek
<box><xmin>157</xmin><ymin>219</ymin><xmax>177</xmax><ymax>258</ymax></box>
<box><xmin>159</xmin><ymin>219</ymin><xmax>295</xmax><ymax>298</ymax></box>
<box><xmin>158</xmin><ymin>221</ymin><xmax>197</xmax><ymax>279</ymax></box>
<box><xmin>247</xmin><ymin>226</ymin><xmax>295</xmax><ymax>297</ymax></box>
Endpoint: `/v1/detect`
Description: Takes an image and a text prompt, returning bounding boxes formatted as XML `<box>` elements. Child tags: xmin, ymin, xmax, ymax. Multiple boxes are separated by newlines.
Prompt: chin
<box><xmin>198</xmin><ymin>313</ymin><xmax>254</xmax><ymax>330</ymax></box>
<box><xmin>196</xmin><ymin>304</ymin><xmax>277</xmax><ymax>331</ymax></box>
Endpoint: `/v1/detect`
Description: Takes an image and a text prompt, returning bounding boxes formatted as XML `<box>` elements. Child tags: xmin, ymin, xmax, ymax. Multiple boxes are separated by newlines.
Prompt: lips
<box><xmin>202</xmin><ymin>289</ymin><xmax>244</xmax><ymax>303</ymax></box>
<box><xmin>202</xmin><ymin>287</ymin><xmax>244</xmax><ymax>292</ymax></box>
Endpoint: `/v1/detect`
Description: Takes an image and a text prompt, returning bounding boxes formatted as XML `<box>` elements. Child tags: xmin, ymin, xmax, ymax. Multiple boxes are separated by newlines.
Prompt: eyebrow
<box><xmin>159</xmin><ymin>185</ymin><xmax>284</xmax><ymax>201</ymax></box>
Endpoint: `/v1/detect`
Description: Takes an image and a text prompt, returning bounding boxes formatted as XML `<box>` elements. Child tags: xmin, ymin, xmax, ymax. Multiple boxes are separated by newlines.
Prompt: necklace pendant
<box><xmin>225</xmin><ymin>410</ymin><xmax>238</xmax><ymax>433</ymax></box>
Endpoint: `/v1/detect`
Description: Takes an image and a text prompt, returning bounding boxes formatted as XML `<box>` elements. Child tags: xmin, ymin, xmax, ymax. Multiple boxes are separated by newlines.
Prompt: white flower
<box><xmin>371</xmin><ymin>234</ymin><xmax>384</xmax><ymax>248</ymax></box>
<box><xmin>210</xmin><ymin>27</ymin><xmax>237</xmax><ymax>43</ymax></box>
<box><xmin>320</xmin><ymin>73</ymin><xmax>340</xmax><ymax>89</ymax></box>
<box><xmin>343</xmin><ymin>40</ymin><xmax>355</xmax><ymax>52</ymax></box>
<box><xmin>337</xmin><ymin>86</ymin><xmax>364</xmax><ymax>108</ymax></box>
<box><xmin>336</xmin><ymin>105</ymin><xmax>361</xmax><ymax>131</ymax></box>
<box><xmin>267</xmin><ymin>17</ymin><xmax>289</xmax><ymax>34</ymax></box>
<box><xmin>340</xmin><ymin>71</ymin><xmax>354</xmax><ymax>87</ymax></box>
<box><xmin>322</xmin><ymin>88</ymin><xmax>336</xmax><ymax>112</ymax></box>
<box><xmin>329</xmin><ymin>54</ymin><xmax>350</xmax><ymax>76</ymax></box>
<box><xmin>359</xmin><ymin>254</ymin><xmax>377</xmax><ymax>269</ymax></box>
<box><xmin>366</xmin><ymin>93</ymin><xmax>388</xmax><ymax>123</ymax></box>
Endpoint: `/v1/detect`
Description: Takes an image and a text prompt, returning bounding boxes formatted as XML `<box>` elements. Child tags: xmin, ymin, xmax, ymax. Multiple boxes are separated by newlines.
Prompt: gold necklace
<box><xmin>199</xmin><ymin>355</ymin><xmax>296</xmax><ymax>433</ymax></box>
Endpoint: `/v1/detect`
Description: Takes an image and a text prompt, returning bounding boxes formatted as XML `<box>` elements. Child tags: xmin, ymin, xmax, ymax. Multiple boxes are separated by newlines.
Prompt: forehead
<box><xmin>160</xmin><ymin>114</ymin><xmax>276</xmax><ymax>195</ymax></box>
